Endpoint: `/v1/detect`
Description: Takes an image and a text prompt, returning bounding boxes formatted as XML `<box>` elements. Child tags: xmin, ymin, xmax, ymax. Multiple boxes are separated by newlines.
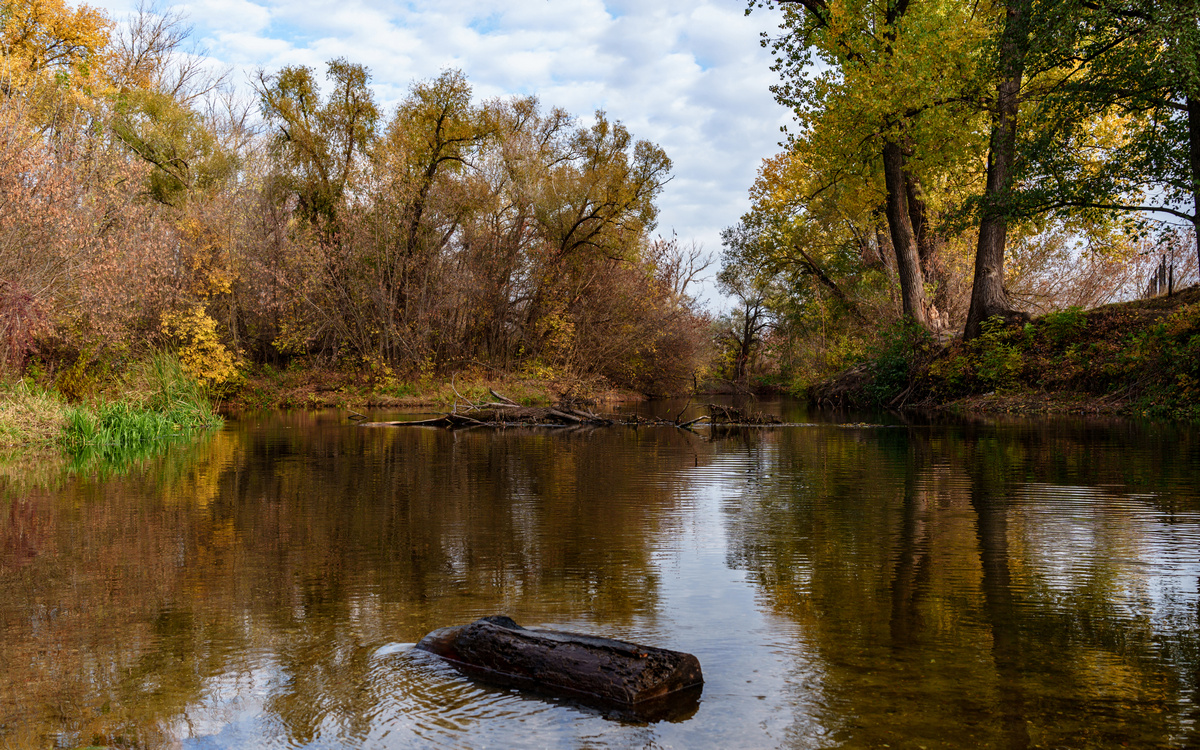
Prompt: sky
<box><xmin>91</xmin><ymin>0</ymin><xmax>795</xmax><ymax>308</ymax></box>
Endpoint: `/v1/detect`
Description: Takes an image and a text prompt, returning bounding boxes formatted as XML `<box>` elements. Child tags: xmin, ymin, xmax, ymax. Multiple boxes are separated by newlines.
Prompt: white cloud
<box><xmin>91</xmin><ymin>0</ymin><xmax>793</xmax><ymax>305</ymax></box>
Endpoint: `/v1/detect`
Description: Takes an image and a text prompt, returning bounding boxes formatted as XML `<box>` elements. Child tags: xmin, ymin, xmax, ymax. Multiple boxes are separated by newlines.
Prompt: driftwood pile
<box><xmin>703</xmin><ymin>403</ymin><xmax>782</xmax><ymax>425</ymax></box>
<box><xmin>359</xmin><ymin>391</ymin><xmax>783</xmax><ymax>430</ymax></box>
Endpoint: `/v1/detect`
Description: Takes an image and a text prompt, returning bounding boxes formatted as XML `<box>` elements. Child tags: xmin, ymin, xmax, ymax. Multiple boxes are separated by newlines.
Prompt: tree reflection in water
<box><xmin>722</xmin><ymin>418</ymin><xmax>1200</xmax><ymax>748</ymax></box>
<box><xmin>0</xmin><ymin>410</ymin><xmax>1197</xmax><ymax>748</ymax></box>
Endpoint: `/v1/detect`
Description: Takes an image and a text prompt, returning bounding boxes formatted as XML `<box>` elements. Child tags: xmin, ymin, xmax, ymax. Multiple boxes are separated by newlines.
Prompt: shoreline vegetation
<box><xmin>1</xmin><ymin>353</ymin><xmax>221</xmax><ymax>464</ymax></box>
<box><xmin>221</xmin><ymin>279</ymin><xmax>1194</xmax><ymax>421</ymax></box>
<box><xmin>0</xmin><ymin>283</ymin><xmax>1194</xmax><ymax>483</ymax></box>
<box><xmin>2</xmin><ymin>0</ymin><xmax>1200</xmax><ymax>465</ymax></box>
<box><xmin>812</xmin><ymin>285</ymin><xmax>1200</xmax><ymax>420</ymax></box>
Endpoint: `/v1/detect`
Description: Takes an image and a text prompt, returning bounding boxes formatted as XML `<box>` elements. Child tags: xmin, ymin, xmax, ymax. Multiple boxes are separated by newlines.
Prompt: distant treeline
<box><xmin>0</xmin><ymin>0</ymin><xmax>710</xmax><ymax>396</ymax></box>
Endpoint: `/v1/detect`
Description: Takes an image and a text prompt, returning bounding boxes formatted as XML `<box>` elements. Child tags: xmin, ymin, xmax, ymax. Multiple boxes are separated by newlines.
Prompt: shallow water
<box><xmin>1</xmin><ymin>402</ymin><xmax>1198</xmax><ymax>748</ymax></box>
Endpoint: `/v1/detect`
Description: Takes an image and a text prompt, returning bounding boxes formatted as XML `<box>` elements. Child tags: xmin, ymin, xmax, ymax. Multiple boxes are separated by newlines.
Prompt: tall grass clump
<box><xmin>0</xmin><ymin>379</ymin><xmax>69</xmax><ymax>447</ymax></box>
<box><xmin>63</xmin><ymin>352</ymin><xmax>222</xmax><ymax>454</ymax></box>
<box><xmin>141</xmin><ymin>350</ymin><xmax>223</xmax><ymax>427</ymax></box>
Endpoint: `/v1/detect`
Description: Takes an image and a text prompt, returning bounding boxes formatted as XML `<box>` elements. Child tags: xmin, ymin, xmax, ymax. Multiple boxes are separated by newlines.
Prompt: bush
<box><xmin>62</xmin><ymin>352</ymin><xmax>222</xmax><ymax>456</ymax></box>
<box><xmin>863</xmin><ymin>320</ymin><xmax>933</xmax><ymax>406</ymax></box>
<box><xmin>160</xmin><ymin>306</ymin><xmax>242</xmax><ymax>396</ymax></box>
<box><xmin>1039</xmin><ymin>306</ymin><xmax>1087</xmax><ymax>345</ymax></box>
<box><xmin>975</xmin><ymin>317</ymin><xmax>1026</xmax><ymax>390</ymax></box>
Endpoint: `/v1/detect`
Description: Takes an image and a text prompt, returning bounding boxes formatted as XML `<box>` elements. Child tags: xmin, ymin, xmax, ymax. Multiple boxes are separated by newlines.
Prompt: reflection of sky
<box><xmin>1013</xmin><ymin>483</ymin><xmax>1200</xmax><ymax>632</ymax></box>
<box><xmin>165</xmin><ymin>444</ymin><xmax>830</xmax><ymax>748</ymax></box>
<box><xmin>11</xmin><ymin>420</ymin><xmax>1200</xmax><ymax>748</ymax></box>
<box><xmin>174</xmin><ymin>663</ymin><xmax>280</xmax><ymax>748</ymax></box>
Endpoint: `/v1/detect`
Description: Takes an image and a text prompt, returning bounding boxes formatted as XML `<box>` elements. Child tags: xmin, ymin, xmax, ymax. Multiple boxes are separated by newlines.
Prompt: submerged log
<box><xmin>416</xmin><ymin>615</ymin><xmax>703</xmax><ymax>720</ymax></box>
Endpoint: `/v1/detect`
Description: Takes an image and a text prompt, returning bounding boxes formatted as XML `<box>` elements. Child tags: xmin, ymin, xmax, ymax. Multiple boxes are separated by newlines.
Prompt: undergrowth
<box><xmin>814</xmin><ymin>288</ymin><xmax>1200</xmax><ymax>418</ymax></box>
<box><xmin>862</xmin><ymin>320</ymin><xmax>936</xmax><ymax>407</ymax></box>
<box><xmin>923</xmin><ymin>294</ymin><xmax>1199</xmax><ymax>416</ymax></box>
<box><xmin>230</xmin><ymin>361</ymin><xmax>560</xmax><ymax>410</ymax></box>
<box><xmin>0</xmin><ymin>379</ymin><xmax>69</xmax><ymax>447</ymax></box>
<box><xmin>61</xmin><ymin>352</ymin><xmax>223</xmax><ymax>458</ymax></box>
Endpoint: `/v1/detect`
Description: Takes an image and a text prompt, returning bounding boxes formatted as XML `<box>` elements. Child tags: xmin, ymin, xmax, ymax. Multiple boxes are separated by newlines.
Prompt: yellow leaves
<box><xmin>0</xmin><ymin>0</ymin><xmax>111</xmax><ymax>91</ymax></box>
<box><xmin>537</xmin><ymin>309</ymin><xmax>577</xmax><ymax>363</ymax></box>
<box><xmin>271</xmin><ymin>318</ymin><xmax>309</xmax><ymax>357</ymax></box>
<box><xmin>160</xmin><ymin>305</ymin><xmax>240</xmax><ymax>393</ymax></box>
<box><xmin>111</xmin><ymin>88</ymin><xmax>237</xmax><ymax>207</ymax></box>
<box><xmin>356</xmin><ymin>354</ymin><xmax>397</xmax><ymax>388</ymax></box>
<box><xmin>771</xmin><ymin>0</ymin><xmax>994</xmax><ymax>210</ymax></box>
<box><xmin>178</xmin><ymin>212</ymin><xmax>236</xmax><ymax>298</ymax></box>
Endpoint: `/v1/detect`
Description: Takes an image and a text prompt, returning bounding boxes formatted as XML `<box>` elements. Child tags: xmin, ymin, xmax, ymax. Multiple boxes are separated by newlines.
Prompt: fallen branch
<box><xmin>489</xmin><ymin>388</ymin><xmax>520</xmax><ymax>406</ymax></box>
<box><xmin>359</xmin><ymin>402</ymin><xmax>783</xmax><ymax>430</ymax></box>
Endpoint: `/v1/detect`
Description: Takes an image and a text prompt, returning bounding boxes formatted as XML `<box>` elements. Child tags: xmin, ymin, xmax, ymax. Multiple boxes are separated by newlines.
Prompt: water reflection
<box><xmin>0</xmin><ymin>408</ymin><xmax>1197</xmax><ymax>748</ymax></box>
<box><xmin>723</xmin><ymin>419</ymin><xmax>1200</xmax><ymax>748</ymax></box>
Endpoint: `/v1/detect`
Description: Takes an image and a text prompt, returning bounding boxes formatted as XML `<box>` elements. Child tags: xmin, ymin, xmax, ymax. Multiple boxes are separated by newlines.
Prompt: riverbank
<box><xmin>812</xmin><ymin>285</ymin><xmax>1200</xmax><ymax>418</ymax></box>
<box><xmin>226</xmin><ymin>366</ymin><xmax>643</xmax><ymax>411</ymax></box>
<box><xmin>0</xmin><ymin>354</ymin><xmax>222</xmax><ymax>453</ymax></box>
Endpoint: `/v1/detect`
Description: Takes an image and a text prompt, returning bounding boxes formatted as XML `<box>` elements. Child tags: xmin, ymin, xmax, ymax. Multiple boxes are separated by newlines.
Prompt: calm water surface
<box><xmin>1</xmin><ymin>401</ymin><xmax>1199</xmax><ymax>749</ymax></box>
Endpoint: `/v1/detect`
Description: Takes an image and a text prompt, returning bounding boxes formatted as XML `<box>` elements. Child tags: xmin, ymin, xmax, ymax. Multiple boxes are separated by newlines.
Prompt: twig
<box><xmin>888</xmin><ymin>383</ymin><xmax>915</xmax><ymax>408</ymax></box>
<box><xmin>676</xmin><ymin>396</ymin><xmax>696</xmax><ymax>424</ymax></box>
<box><xmin>451</xmin><ymin>372</ymin><xmax>478</xmax><ymax>414</ymax></box>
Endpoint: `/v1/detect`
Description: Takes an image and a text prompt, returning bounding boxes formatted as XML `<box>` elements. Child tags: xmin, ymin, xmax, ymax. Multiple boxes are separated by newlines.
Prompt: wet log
<box><xmin>359</xmin><ymin>416</ymin><xmax>451</xmax><ymax>427</ymax></box>
<box><xmin>416</xmin><ymin>616</ymin><xmax>703</xmax><ymax>720</ymax></box>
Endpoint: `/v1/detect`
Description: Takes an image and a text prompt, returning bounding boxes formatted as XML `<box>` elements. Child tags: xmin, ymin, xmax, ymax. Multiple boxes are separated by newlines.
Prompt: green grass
<box><xmin>0</xmin><ymin>352</ymin><xmax>223</xmax><ymax>487</ymax></box>
<box><xmin>0</xmin><ymin>379</ymin><xmax>70</xmax><ymax>447</ymax></box>
<box><xmin>62</xmin><ymin>352</ymin><xmax>222</xmax><ymax>457</ymax></box>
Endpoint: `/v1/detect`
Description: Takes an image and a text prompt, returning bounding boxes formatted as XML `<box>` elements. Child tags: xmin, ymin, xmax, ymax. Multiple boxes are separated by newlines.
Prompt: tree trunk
<box><xmin>736</xmin><ymin>322</ymin><xmax>752</xmax><ymax>384</ymax></box>
<box><xmin>965</xmin><ymin>0</ymin><xmax>1033</xmax><ymax>340</ymax></box>
<box><xmin>857</xmin><ymin>225</ymin><xmax>884</xmax><ymax>268</ymax></box>
<box><xmin>1188</xmin><ymin>95</ymin><xmax>1200</xmax><ymax>269</ymax></box>
<box><xmin>882</xmin><ymin>140</ymin><xmax>929</xmax><ymax>328</ymax></box>
<box><xmin>904</xmin><ymin>172</ymin><xmax>948</xmax><ymax>328</ymax></box>
<box><xmin>874</xmin><ymin>220</ymin><xmax>896</xmax><ymax>273</ymax></box>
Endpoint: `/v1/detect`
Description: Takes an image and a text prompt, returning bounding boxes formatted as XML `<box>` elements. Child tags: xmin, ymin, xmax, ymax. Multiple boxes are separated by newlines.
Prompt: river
<box><xmin>1</xmin><ymin>401</ymin><xmax>1198</xmax><ymax>748</ymax></box>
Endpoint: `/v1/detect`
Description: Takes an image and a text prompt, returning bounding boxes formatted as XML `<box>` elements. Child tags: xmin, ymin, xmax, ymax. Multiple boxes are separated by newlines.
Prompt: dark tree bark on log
<box><xmin>965</xmin><ymin>0</ymin><xmax>1034</xmax><ymax>340</ymax></box>
<box><xmin>882</xmin><ymin>140</ymin><xmax>930</xmax><ymax>327</ymax></box>
<box><xmin>416</xmin><ymin>616</ymin><xmax>703</xmax><ymax>721</ymax></box>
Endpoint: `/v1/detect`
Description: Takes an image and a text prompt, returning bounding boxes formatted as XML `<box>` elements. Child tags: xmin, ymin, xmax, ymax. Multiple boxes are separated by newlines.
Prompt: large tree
<box><xmin>257</xmin><ymin>58</ymin><xmax>379</xmax><ymax>230</ymax></box>
<box><xmin>1014</xmin><ymin>1</ymin><xmax>1200</xmax><ymax>273</ymax></box>
<box><xmin>752</xmin><ymin>0</ymin><xmax>992</xmax><ymax>329</ymax></box>
<box><xmin>963</xmin><ymin>0</ymin><xmax>1036</xmax><ymax>338</ymax></box>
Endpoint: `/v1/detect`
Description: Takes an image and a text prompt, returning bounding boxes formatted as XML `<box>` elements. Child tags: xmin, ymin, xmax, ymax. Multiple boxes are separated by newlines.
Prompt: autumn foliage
<box><xmin>0</xmin><ymin>1</ymin><xmax>710</xmax><ymax>397</ymax></box>
<box><xmin>720</xmin><ymin>0</ymin><xmax>1200</xmax><ymax>392</ymax></box>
